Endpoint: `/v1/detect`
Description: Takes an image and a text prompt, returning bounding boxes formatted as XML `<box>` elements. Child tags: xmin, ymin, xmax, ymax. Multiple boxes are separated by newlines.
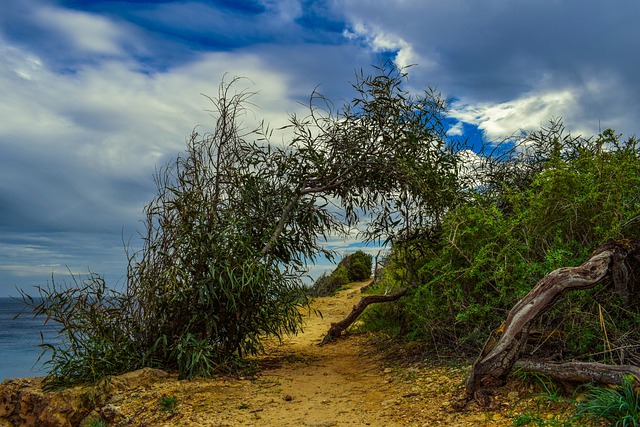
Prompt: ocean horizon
<box><xmin>0</xmin><ymin>297</ymin><xmax>58</xmax><ymax>382</ymax></box>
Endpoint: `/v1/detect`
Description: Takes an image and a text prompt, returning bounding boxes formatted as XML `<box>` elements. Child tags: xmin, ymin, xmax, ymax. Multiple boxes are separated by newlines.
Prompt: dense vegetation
<box><xmin>308</xmin><ymin>250</ymin><xmax>373</xmax><ymax>297</ymax></box>
<box><xmin>21</xmin><ymin>65</ymin><xmax>456</xmax><ymax>386</ymax></box>
<box><xmin>20</xmin><ymin>62</ymin><xmax>640</xmax><ymax>427</ymax></box>
<box><xmin>366</xmin><ymin>123</ymin><xmax>640</xmax><ymax>365</ymax></box>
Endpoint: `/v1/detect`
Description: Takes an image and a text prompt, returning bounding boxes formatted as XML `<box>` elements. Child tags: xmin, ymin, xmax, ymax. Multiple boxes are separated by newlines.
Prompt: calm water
<box><xmin>0</xmin><ymin>297</ymin><xmax>59</xmax><ymax>381</ymax></box>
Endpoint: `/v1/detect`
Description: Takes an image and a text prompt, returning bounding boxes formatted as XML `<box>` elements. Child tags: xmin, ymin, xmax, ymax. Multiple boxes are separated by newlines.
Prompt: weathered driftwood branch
<box><xmin>320</xmin><ymin>287</ymin><xmax>408</xmax><ymax>345</ymax></box>
<box><xmin>463</xmin><ymin>239</ymin><xmax>640</xmax><ymax>406</ymax></box>
<box><xmin>514</xmin><ymin>358</ymin><xmax>640</xmax><ymax>385</ymax></box>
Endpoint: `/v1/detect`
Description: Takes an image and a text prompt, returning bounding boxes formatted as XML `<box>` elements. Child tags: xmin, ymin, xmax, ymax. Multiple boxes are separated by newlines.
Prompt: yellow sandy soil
<box><xmin>104</xmin><ymin>281</ymin><xmax>565</xmax><ymax>426</ymax></box>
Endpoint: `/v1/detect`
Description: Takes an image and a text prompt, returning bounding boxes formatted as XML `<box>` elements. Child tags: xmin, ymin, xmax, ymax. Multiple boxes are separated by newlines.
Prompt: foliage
<box><xmin>159</xmin><ymin>395</ymin><xmax>179</xmax><ymax>413</ymax></box>
<box><xmin>21</xmin><ymin>63</ymin><xmax>459</xmax><ymax>385</ymax></box>
<box><xmin>511</xmin><ymin>372</ymin><xmax>581</xmax><ymax>427</ymax></box>
<box><xmin>509</xmin><ymin>373</ymin><xmax>639</xmax><ymax>426</ymax></box>
<box><xmin>576</xmin><ymin>377</ymin><xmax>640</xmax><ymax>427</ymax></box>
<box><xmin>356</xmin><ymin>247</ymin><xmax>418</xmax><ymax>336</ymax></box>
<box><xmin>19</xmin><ymin>274</ymin><xmax>145</xmax><ymax>388</ymax></box>
<box><xmin>511</xmin><ymin>413</ymin><xmax>577</xmax><ymax>427</ymax></box>
<box><xmin>372</xmin><ymin>121</ymin><xmax>640</xmax><ymax>361</ymax></box>
<box><xmin>308</xmin><ymin>250</ymin><xmax>373</xmax><ymax>297</ymax></box>
<box><xmin>343</xmin><ymin>250</ymin><xmax>373</xmax><ymax>282</ymax></box>
<box><xmin>84</xmin><ymin>417</ymin><xmax>108</xmax><ymax>427</ymax></box>
<box><xmin>308</xmin><ymin>267</ymin><xmax>349</xmax><ymax>298</ymax></box>
<box><xmin>286</xmin><ymin>64</ymin><xmax>459</xmax><ymax>246</ymax></box>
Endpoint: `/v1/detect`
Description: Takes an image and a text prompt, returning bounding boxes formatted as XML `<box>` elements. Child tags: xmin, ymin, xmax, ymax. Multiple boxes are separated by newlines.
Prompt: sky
<box><xmin>1</xmin><ymin>0</ymin><xmax>639</xmax><ymax>297</ymax></box>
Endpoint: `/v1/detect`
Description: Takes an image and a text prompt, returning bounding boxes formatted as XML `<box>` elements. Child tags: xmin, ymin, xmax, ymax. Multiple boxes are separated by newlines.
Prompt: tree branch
<box><xmin>514</xmin><ymin>358</ymin><xmax>640</xmax><ymax>386</ymax></box>
<box><xmin>320</xmin><ymin>287</ymin><xmax>408</xmax><ymax>345</ymax></box>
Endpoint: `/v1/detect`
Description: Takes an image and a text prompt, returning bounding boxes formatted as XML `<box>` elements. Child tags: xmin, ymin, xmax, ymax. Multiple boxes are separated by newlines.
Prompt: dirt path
<box><xmin>107</xmin><ymin>281</ymin><xmax>543</xmax><ymax>426</ymax></box>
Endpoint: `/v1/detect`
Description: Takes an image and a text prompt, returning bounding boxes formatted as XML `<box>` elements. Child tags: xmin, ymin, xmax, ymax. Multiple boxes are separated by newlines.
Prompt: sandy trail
<box><xmin>109</xmin><ymin>281</ymin><xmax>533</xmax><ymax>426</ymax></box>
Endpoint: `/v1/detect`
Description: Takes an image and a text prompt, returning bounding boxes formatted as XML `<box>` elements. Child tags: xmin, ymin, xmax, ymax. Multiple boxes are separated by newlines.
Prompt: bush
<box><xmin>22</xmin><ymin>79</ymin><xmax>316</xmax><ymax>384</ymax></box>
<box><xmin>343</xmin><ymin>250</ymin><xmax>373</xmax><ymax>282</ymax></box>
<box><xmin>308</xmin><ymin>266</ymin><xmax>350</xmax><ymax>297</ymax></box>
<box><xmin>368</xmin><ymin>123</ymin><xmax>640</xmax><ymax>361</ymax></box>
<box><xmin>308</xmin><ymin>251</ymin><xmax>373</xmax><ymax>297</ymax></box>
<box><xmin>576</xmin><ymin>376</ymin><xmax>640</xmax><ymax>426</ymax></box>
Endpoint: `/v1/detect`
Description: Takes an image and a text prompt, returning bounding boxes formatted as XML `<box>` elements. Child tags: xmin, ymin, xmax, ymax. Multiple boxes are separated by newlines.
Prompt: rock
<box><xmin>100</xmin><ymin>404</ymin><xmax>126</xmax><ymax>424</ymax></box>
<box><xmin>0</xmin><ymin>368</ymin><xmax>170</xmax><ymax>427</ymax></box>
<box><xmin>0</xmin><ymin>378</ymin><xmax>93</xmax><ymax>427</ymax></box>
<box><xmin>107</xmin><ymin>368</ymin><xmax>170</xmax><ymax>391</ymax></box>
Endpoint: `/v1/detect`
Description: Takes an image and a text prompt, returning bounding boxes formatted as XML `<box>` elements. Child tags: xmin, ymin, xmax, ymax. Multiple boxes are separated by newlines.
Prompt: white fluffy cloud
<box><xmin>1</xmin><ymin>39</ymin><xmax>300</xmax><ymax>178</ymax></box>
<box><xmin>451</xmin><ymin>90</ymin><xmax>577</xmax><ymax>140</ymax></box>
<box><xmin>343</xmin><ymin>22</ymin><xmax>426</xmax><ymax>70</ymax></box>
<box><xmin>34</xmin><ymin>6</ymin><xmax>130</xmax><ymax>55</ymax></box>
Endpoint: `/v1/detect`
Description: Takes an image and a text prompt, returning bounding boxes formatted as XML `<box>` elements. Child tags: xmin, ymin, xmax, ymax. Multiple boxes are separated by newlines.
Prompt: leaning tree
<box><xmin>24</xmin><ymin>64</ymin><xmax>461</xmax><ymax>384</ymax></box>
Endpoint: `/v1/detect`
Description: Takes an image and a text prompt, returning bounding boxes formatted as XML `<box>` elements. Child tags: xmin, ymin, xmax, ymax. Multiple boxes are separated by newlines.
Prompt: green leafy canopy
<box><xmin>21</xmin><ymin>63</ymin><xmax>459</xmax><ymax>384</ymax></box>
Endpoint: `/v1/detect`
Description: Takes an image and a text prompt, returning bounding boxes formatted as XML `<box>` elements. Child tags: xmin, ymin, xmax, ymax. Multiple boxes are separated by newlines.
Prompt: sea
<box><xmin>0</xmin><ymin>297</ymin><xmax>59</xmax><ymax>382</ymax></box>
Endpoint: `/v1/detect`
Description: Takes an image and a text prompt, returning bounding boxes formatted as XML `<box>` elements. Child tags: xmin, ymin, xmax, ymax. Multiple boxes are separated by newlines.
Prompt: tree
<box><xmin>358</xmin><ymin>120</ymin><xmax>640</xmax><ymax>405</ymax></box>
<box><xmin>23</xmin><ymin>64</ymin><xmax>460</xmax><ymax>384</ymax></box>
<box><xmin>345</xmin><ymin>250</ymin><xmax>373</xmax><ymax>282</ymax></box>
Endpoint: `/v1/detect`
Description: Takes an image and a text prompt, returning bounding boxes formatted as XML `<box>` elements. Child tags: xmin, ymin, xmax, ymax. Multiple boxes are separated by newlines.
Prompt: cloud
<box><xmin>451</xmin><ymin>72</ymin><xmax>639</xmax><ymax>141</ymax></box>
<box><xmin>336</xmin><ymin>0</ymin><xmax>640</xmax><ymax>137</ymax></box>
<box><xmin>34</xmin><ymin>6</ymin><xmax>129</xmax><ymax>55</ymax></box>
<box><xmin>451</xmin><ymin>90</ymin><xmax>577</xmax><ymax>140</ymax></box>
<box><xmin>343</xmin><ymin>22</ymin><xmax>425</xmax><ymax>70</ymax></box>
<box><xmin>0</xmin><ymin>36</ymin><xmax>315</xmax><ymax>294</ymax></box>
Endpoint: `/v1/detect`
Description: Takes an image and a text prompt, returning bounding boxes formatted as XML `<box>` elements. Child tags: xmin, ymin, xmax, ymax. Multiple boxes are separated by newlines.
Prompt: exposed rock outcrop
<box><xmin>0</xmin><ymin>368</ymin><xmax>170</xmax><ymax>427</ymax></box>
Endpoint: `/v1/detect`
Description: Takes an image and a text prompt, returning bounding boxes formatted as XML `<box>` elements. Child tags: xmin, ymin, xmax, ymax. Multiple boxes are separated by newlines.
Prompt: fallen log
<box><xmin>514</xmin><ymin>359</ymin><xmax>640</xmax><ymax>386</ymax></box>
<box><xmin>463</xmin><ymin>238</ymin><xmax>640</xmax><ymax>406</ymax></box>
<box><xmin>320</xmin><ymin>287</ymin><xmax>408</xmax><ymax>345</ymax></box>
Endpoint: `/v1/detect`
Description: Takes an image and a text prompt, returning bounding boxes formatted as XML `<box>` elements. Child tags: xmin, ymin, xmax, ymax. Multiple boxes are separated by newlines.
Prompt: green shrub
<box><xmin>159</xmin><ymin>395</ymin><xmax>179</xmax><ymax>413</ymax></box>
<box><xmin>308</xmin><ymin>251</ymin><xmax>373</xmax><ymax>297</ymax></box>
<box><xmin>84</xmin><ymin>417</ymin><xmax>108</xmax><ymax>427</ymax></box>
<box><xmin>367</xmin><ymin>124</ymin><xmax>640</xmax><ymax>361</ymax></box>
<box><xmin>346</xmin><ymin>250</ymin><xmax>373</xmax><ymax>281</ymax></box>
<box><xmin>576</xmin><ymin>377</ymin><xmax>640</xmax><ymax>426</ymax></box>
<box><xmin>308</xmin><ymin>265</ymin><xmax>350</xmax><ymax>297</ymax></box>
<box><xmin>332</xmin><ymin>265</ymin><xmax>351</xmax><ymax>287</ymax></box>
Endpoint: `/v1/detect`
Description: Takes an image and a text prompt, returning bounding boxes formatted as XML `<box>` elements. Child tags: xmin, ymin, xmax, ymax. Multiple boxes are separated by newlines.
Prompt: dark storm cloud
<box><xmin>1</xmin><ymin>0</ymin><xmax>638</xmax><ymax>295</ymax></box>
<box><xmin>336</xmin><ymin>0</ymin><xmax>640</xmax><ymax>137</ymax></box>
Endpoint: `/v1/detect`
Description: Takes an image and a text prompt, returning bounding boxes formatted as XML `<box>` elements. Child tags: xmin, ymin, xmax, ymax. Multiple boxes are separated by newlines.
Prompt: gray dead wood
<box><xmin>461</xmin><ymin>239</ymin><xmax>640</xmax><ymax>407</ymax></box>
<box><xmin>514</xmin><ymin>359</ymin><xmax>640</xmax><ymax>385</ymax></box>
